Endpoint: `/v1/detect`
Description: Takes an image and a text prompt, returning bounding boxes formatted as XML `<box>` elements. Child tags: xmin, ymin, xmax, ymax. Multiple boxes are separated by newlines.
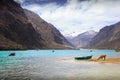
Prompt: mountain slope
<box><xmin>68</xmin><ymin>30</ymin><xmax>97</xmax><ymax>49</ymax></box>
<box><xmin>0</xmin><ymin>0</ymin><xmax>72</xmax><ymax>50</ymax></box>
<box><xmin>0</xmin><ymin>0</ymin><xmax>45</xmax><ymax>50</ymax></box>
<box><xmin>24</xmin><ymin>9</ymin><xmax>72</xmax><ymax>49</ymax></box>
<box><xmin>90</xmin><ymin>22</ymin><xmax>120</xmax><ymax>49</ymax></box>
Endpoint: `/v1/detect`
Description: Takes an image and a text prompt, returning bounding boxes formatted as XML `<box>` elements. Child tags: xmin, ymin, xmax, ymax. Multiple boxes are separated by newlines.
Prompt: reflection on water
<box><xmin>0</xmin><ymin>50</ymin><xmax>120</xmax><ymax>80</ymax></box>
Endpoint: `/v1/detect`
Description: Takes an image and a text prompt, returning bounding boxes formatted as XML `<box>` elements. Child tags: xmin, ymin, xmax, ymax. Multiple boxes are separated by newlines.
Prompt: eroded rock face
<box><xmin>0</xmin><ymin>0</ymin><xmax>45</xmax><ymax>50</ymax></box>
<box><xmin>0</xmin><ymin>0</ymin><xmax>72</xmax><ymax>50</ymax></box>
<box><xmin>24</xmin><ymin>9</ymin><xmax>73</xmax><ymax>49</ymax></box>
<box><xmin>90</xmin><ymin>22</ymin><xmax>120</xmax><ymax>49</ymax></box>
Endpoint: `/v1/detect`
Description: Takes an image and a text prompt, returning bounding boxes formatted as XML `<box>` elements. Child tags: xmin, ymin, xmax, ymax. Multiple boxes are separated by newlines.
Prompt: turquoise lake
<box><xmin>0</xmin><ymin>50</ymin><xmax>120</xmax><ymax>80</ymax></box>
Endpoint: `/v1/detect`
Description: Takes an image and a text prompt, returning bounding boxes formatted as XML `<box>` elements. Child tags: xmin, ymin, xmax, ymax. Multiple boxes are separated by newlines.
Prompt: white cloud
<box><xmin>14</xmin><ymin>0</ymin><xmax>25</xmax><ymax>4</ymax></box>
<box><xmin>24</xmin><ymin>4</ymin><xmax>42</xmax><ymax>12</ymax></box>
<box><xmin>22</xmin><ymin>0</ymin><xmax>120</xmax><ymax>37</ymax></box>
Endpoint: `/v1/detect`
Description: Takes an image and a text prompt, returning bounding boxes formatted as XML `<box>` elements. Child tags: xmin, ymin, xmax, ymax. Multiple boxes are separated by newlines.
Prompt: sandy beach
<box><xmin>61</xmin><ymin>57</ymin><xmax>120</xmax><ymax>64</ymax></box>
<box><xmin>90</xmin><ymin>58</ymin><xmax>120</xmax><ymax>64</ymax></box>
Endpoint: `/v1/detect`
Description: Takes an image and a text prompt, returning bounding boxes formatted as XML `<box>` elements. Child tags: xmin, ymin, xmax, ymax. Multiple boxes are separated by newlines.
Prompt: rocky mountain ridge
<box><xmin>24</xmin><ymin>9</ymin><xmax>72</xmax><ymax>49</ymax></box>
<box><xmin>67</xmin><ymin>30</ymin><xmax>97</xmax><ymax>49</ymax></box>
<box><xmin>0</xmin><ymin>0</ymin><xmax>72</xmax><ymax>50</ymax></box>
<box><xmin>89</xmin><ymin>22</ymin><xmax>120</xmax><ymax>50</ymax></box>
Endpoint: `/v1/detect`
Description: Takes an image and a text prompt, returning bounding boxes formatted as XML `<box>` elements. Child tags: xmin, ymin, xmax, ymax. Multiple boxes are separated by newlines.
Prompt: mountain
<box><xmin>68</xmin><ymin>30</ymin><xmax>97</xmax><ymax>49</ymax></box>
<box><xmin>24</xmin><ymin>9</ymin><xmax>72</xmax><ymax>49</ymax></box>
<box><xmin>0</xmin><ymin>0</ymin><xmax>72</xmax><ymax>50</ymax></box>
<box><xmin>0</xmin><ymin>0</ymin><xmax>45</xmax><ymax>50</ymax></box>
<box><xmin>89</xmin><ymin>22</ymin><xmax>120</xmax><ymax>50</ymax></box>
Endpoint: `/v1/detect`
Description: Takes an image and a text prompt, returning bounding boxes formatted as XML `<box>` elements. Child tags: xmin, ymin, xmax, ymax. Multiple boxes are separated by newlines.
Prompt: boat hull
<box><xmin>75</xmin><ymin>55</ymin><xmax>92</xmax><ymax>60</ymax></box>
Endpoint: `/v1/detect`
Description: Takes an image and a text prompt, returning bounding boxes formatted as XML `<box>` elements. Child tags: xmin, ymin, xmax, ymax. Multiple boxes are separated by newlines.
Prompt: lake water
<box><xmin>0</xmin><ymin>50</ymin><xmax>120</xmax><ymax>80</ymax></box>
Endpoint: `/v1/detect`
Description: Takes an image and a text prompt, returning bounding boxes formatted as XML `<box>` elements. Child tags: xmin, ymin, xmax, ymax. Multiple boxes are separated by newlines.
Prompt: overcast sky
<box><xmin>15</xmin><ymin>0</ymin><xmax>120</xmax><ymax>37</ymax></box>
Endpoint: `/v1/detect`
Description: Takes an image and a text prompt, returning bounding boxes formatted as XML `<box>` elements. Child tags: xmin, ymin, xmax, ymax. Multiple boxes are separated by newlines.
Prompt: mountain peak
<box><xmin>86</xmin><ymin>30</ymin><xmax>97</xmax><ymax>34</ymax></box>
<box><xmin>67</xmin><ymin>30</ymin><xmax>98</xmax><ymax>49</ymax></box>
<box><xmin>89</xmin><ymin>21</ymin><xmax>120</xmax><ymax>49</ymax></box>
<box><xmin>0</xmin><ymin>0</ymin><xmax>19</xmax><ymax>6</ymax></box>
<box><xmin>76</xmin><ymin>30</ymin><xmax>97</xmax><ymax>38</ymax></box>
<box><xmin>0</xmin><ymin>0</ymin><xmax>72</xmax><ymax>49</ymax></box>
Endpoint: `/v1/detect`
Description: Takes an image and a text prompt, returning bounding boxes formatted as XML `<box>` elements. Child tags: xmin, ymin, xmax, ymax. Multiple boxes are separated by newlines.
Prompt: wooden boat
<box><xmin>9</xmin><ymin>52</ymin><xmax>15</xmax><ymax>56</ymax></box>
<box><xmin>75</xmin><ymin>55</ymin><xmax>92</xmax><ymax>60</ymax></box>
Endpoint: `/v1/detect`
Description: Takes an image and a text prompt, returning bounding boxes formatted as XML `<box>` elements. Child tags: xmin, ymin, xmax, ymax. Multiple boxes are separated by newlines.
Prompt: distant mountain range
<box><xmin>89</xmin><ymin>22</ymin><xmax>120</xmax><ymax>50</ymax></box>
<box><xmin>67</xmin><ymin>22</ymin><xmax>120</xmax><ymax>51</ymax></box>
<box><xmin>67</xmin><ymin>30</ymin><xmax>98</xmax><ymax>49</ymax></box>
<box><xmin>0</xmin><ymin>0</ymin><xmax>72</xmax><ymax>50</ymax></box>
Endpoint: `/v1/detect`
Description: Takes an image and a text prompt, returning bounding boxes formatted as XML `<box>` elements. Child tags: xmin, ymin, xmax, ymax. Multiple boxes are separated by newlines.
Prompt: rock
<box><xmin>0</xmin><ymin>0</ymin><xmax>72</xmax><ymax>50</ymax></box>
<box><xmin>89</xmin><ymin>22</ymin><xmax>120</xmax><ymax>49</ymax></box>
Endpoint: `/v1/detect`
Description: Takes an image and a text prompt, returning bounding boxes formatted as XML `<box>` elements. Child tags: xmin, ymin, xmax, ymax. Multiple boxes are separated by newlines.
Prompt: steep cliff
<box><xmin>0</xmin><ymin>0</ymin><xmax>72</xmax><ymax>50</ymax></box>
<box><xmin>0</xmin><ymin>0</ymin><xmax>46</xmax><ymax>50</ymax></box>
<box><xmin>24</xmin><ymin>9</ymin><xmax>72</xmax><ymax>49</ymax></box>
<box><xmin>90</xmin><ymin>22</ymin><xmax>120</xmax><ymax>50</ymax></box>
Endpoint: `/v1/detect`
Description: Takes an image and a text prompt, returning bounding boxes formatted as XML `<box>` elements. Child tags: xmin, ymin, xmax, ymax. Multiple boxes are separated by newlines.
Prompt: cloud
<box><xmin>14</xmin><ymin>0</ymin><xmax>25</xmax><ymax>4</ymax></box>
<box><xmin>22</xmin><ymin>0</ymin><xmax>120</xmax><ymax>37</ymax></box>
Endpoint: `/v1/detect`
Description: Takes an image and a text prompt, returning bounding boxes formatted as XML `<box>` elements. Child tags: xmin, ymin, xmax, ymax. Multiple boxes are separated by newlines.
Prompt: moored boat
<box><xmin>75</xmin><ymin>55</ymin><xmax>92</xmax><ymax>60</ymax></box>
<box><xmin>9</xmin><ymin>52</ymin><xmax>15</xmax><ymax>56</ymax></box>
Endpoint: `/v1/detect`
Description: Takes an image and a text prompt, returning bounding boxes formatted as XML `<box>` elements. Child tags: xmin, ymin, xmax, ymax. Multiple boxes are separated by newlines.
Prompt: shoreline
<box><xmin>61</xmin><ymin>57</ymin><xmax>120</xmax><ymax>64</ymax></box>
<box><xmin>90</xmin><ymin>58</ymin><xmax>120</xmax><ymax>64</ymax></box>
